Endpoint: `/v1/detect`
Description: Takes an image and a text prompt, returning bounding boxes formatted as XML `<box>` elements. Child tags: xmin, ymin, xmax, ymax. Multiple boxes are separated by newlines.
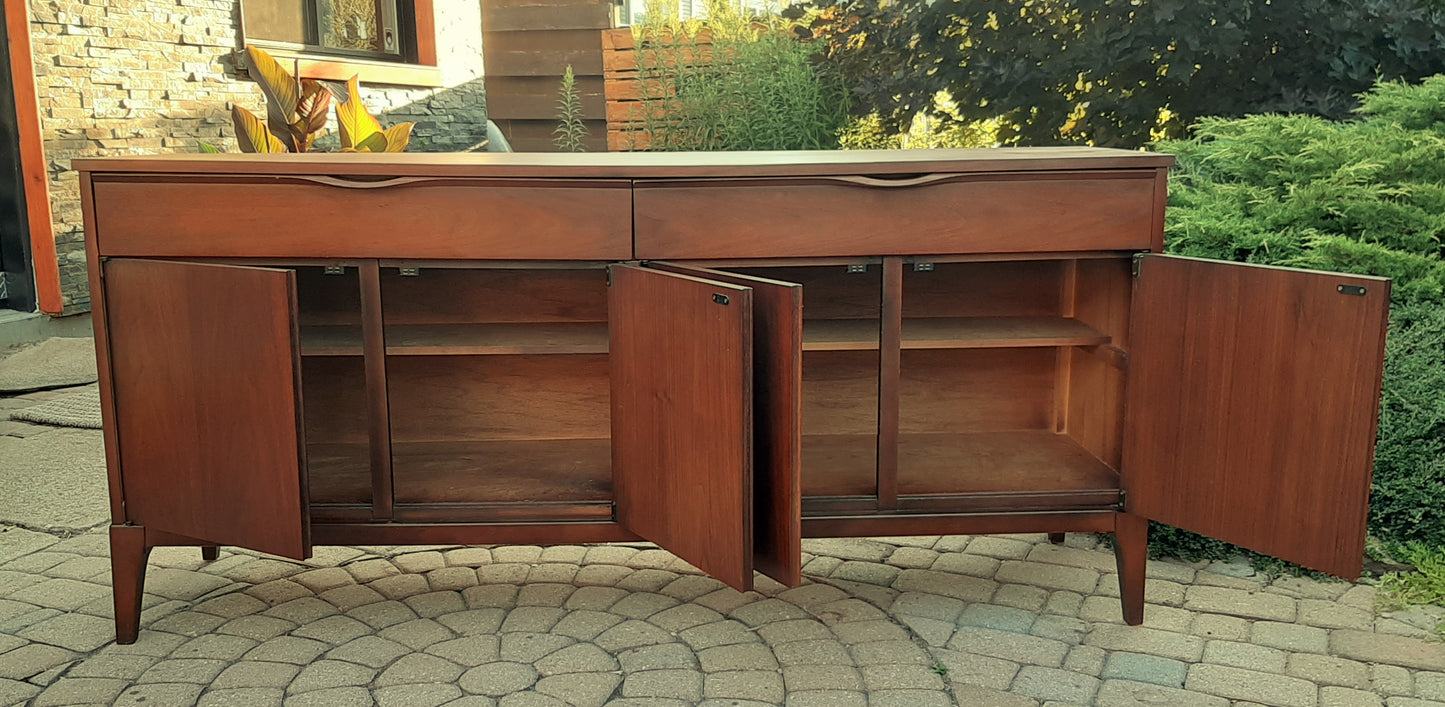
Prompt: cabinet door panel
<box><xmin>649</xmin><ymin>262</ymin><xmax>803</xmax><ymax>588</ymax></box>
<box><xmin>1124</xmin><ymin>255</ymin><xmax>1388</xmax><ymax>578</ymax></box>
<box><xmin>104</xmin><ymin>259</ymin><xmax>310</xmax><ymax>559</ymax></box>
<box><xmin>610</xmin><ymin>264</ymin><xmax>755</xmax><ymax>591</ymax></box>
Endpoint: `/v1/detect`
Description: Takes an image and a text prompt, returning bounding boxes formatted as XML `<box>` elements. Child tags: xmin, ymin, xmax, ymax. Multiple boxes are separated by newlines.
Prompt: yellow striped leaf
<box><xmin>356</xmin><ymin>132</ymin><xmax>389</xmax><ymax>152</ymax></box>
<box><xmin>337</xmin><ymin>76</ymin><xmax>382</xmax><ymax>150</ymax></box>
<box><xmin>244</xmin><ymin>46</ymin><xmax>300</xmax><ymax>151</ymax></box>
<box><xmin>232</xmin><ymin>105</ymin><xmax>285</xmax><ymax>153</ymax></box>
<box><xmin>382</xmin><ymin>122</ymin><xmax>414</xmax><ymax>152</ymax></box>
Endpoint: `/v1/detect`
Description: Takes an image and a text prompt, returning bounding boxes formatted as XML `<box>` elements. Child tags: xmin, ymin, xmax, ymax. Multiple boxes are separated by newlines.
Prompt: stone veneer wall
<box><xmin>27</xmin><ymin>0</ymin><xmax>488</xmax><ymax>314</ymax></box>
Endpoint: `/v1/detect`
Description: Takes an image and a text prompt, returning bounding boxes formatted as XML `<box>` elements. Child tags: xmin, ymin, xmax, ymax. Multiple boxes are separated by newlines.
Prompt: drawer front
<box><xmin>634</xmin><ymin>171</ymin><xmax>1159</xmax><ymax>259</ymax></box>
<box><xmin>92</xmin><ymin>176</ymin><xmax>633</xmax><ymax>259</ymax></box>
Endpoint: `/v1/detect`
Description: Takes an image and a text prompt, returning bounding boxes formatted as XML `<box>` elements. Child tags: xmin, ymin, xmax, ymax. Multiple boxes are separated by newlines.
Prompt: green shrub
<box><xmin>1372</xmin><ymin>302</ymin><xmax>1445</xmax><ymax>546</ymax></box>
<box><xmin>1151</xmin><ymin>74</ymin><xmax>1445</xmax><ymax>558</ymax></box>
<box><xmin>629</xmin><ymin>1</ymin><xmax>849</xmax><ymax>151</ymax></box>
<box><xmin>1358</xmin><ymin>75</ymin><xmax>1445</xmax><ymax>134</ymax></box>
<box><xmin>1378</xmin><ymin>542</ymin><xmax>1445</xmax><ymax>624</ymax></box>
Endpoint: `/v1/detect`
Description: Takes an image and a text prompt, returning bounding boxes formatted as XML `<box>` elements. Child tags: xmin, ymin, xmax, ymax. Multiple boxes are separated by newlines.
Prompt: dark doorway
<box><xmin>0</xmin><ymin>0</ymin><xmax>38</xmax><ymax>313</ymax></box>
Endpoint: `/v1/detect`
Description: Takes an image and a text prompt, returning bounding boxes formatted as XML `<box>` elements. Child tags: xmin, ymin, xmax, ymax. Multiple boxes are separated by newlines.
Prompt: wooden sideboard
<box><xmin>76</xmin><ymin>149</ymin><xmax>1390</xmax><ymax>645</ymax></box>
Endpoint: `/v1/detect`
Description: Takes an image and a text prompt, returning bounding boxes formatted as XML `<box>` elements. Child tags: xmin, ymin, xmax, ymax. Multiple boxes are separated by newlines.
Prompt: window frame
<box><xmin>240</xmin><ymin>0</ymin><xmax>441</xmax><ymax>87</ymax></box>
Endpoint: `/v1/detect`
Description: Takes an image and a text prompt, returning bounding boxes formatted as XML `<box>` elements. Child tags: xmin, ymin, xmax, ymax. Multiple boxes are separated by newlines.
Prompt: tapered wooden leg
<box><xmin>1048</xmin><ymin>532</ymin><xmax>1066</xmax><ymax>545</ymax></box>
<box><xmin>110</xmin><ymin>524</ymin><xmax>151</xmax><ymax>645</ymax></box>
<box><xmin>1114</xmin><ymin>512</ymin><xmax>1148</xmax><ymax>626</ymax></box>
<box><xmin>201</xmin><ymin>545</ymin><xmax>219</xmax><ymax>562</ymax></box>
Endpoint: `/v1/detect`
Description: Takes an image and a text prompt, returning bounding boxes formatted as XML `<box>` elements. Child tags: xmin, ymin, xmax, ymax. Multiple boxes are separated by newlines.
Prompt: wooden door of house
<box><xmin>0</xmin><ymin>3</ymin><xmax>36</xmax><ymax>312</ymax></box>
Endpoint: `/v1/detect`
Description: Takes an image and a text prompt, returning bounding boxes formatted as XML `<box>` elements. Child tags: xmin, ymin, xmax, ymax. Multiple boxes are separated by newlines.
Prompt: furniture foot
<box><xmin>110</xmin><ymin>524</ymin><xmax>151</xmax><ymax>645</ymax></box>
<box><xmin>1048</xmin><ymin>532</ymin><xmax>1066</xmax><ymax>545</ymax></box>
<box><xmin>201</xmin><ymin>545</ymin><xmax>219</xmax><ymax>562</ymax></box>
<box><xmin>1114</xmin><ymin>513</ymin><xmax>1147</xmax><ymax>625</ymax></box>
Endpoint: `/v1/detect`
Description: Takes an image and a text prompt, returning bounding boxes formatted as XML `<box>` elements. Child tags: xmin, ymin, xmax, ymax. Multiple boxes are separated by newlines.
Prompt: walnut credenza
<box><xmin>76</xmin><ymin>148</ymin><xmax>1390</xmax><ymax>644</ymax></box>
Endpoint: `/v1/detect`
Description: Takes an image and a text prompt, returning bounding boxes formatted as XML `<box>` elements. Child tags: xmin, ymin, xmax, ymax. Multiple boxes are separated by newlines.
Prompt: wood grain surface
<box><xmin>380</xmin><ymin>267</ymin><xmax>608</xmax><ymax>324</ymax></box>
<box><xmin>610</xmin><ymin>264</ymin><xmax>755</xmax><ymax>591</ymax></box>
<box><xmin>386</xmin><ymin>354</ymin><xmax>610</xmax><ymax>442</ymax></box>
<box><xmin>902</xmin><ymin>260</ymin><xmax>1066</xmax><ymax>318</ymax></box>
<box><xmin>109</xmin><ymin>524</ymin><xmax>150</xmax><ymax>644</ymax></box>
<box><xmin>807</xmin><ymin>431</ymin><xmax>1120</xmax><ymax>498</ymax></box>
<box><xmin>76</xmin><ymin>147</ymin><xmax>1175</xmax><ymax>178</ymax></box>
<box><xmin>359</xmin><ymin>262</ymin><xmax>393</xmax><ymax>520</ymax></box>
<box><xmin>650</xmin><ymin>262</ymin><xmax>804</xmax><ymax>587</ymax></box>
<box><xmin>878</xmin><ymin>258</ymin><xmax>903</xmax><ymax>508</ymax></box>
<box><xmin>91</xmin><ymin>178</ymin><xmax>631</xmax><ymax>259</ymax></box>
<box><xmin>1124</xmin><ymin>254</ymin><xmax>1390</xmax><ymax>579</ymax></box>
<box><xmin>104</xmin><ymin>259</ymin><xmax>310</xmax><ymax>559</ymax></box>
<box><xmin>1066</xmin><ymin>257</ymin><xmax>1133</xmax><ymax>469</ymax></box>
<box><xmin>900</xmin><ymin>348</ymin><xmax>1056</xmax><ymax>433</ymax></box>
<box><xmin>635</xmin><ymin>173</ymin><xmax>1158</xmax><ymax>258</ymax></box>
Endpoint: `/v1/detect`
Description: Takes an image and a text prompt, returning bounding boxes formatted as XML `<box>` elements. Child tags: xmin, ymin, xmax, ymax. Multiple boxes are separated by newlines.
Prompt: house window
<box><xmin>243</xmin><ymin>0</ymin><xmax>413</xmax><ymax>62</ymax></box>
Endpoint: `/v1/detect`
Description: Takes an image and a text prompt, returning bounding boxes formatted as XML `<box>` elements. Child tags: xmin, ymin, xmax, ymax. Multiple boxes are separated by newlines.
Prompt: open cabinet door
<box><xmin>104</xmin><ymin>259</ymin><xmax>310</xmax><ymax>559</ymax></box>
<box><xmin>610</xmin><ymin>264</ymin><xmax>756</xmax><ymax>591</ymax></box>
<box><xmin>1123</xmin><ymin>255</ymin><xmax>1389</xmax><ymax>578</ymax></box>
<box><xmin>649</xmin><ymin>262</ymin><xmax>804</xmax><ymax>587</ymax></box>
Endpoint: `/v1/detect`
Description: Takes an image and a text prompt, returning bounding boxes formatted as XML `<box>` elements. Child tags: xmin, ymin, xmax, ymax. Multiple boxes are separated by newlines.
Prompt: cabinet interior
<box><xmin>292</xmin><ymin>255</ymin><xmax>1133</xmax><ymax>521</ymax></box>
<box><xmin>295</xmin><ymin>266</ymin><xmax>371</xmax><ymax>507</ymax></box>
<box><xmin>729</xmin><ymin>265</ymin><xmax>882</xmax><ymax>499</ymax></box>
<box><xmin>894</xmin><ymin>258</ymin><xmax>1131</xmax><ymax>512</ymax></box>
<box><xmin>382</xmin><ymin>267</ymin><xmax>613</xmax><ymax>512</ymax></box>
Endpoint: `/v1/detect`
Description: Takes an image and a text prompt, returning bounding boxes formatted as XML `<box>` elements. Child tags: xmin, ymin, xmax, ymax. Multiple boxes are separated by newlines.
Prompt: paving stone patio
<box><xmin>1</xmin><ymin>526</ymin><xmax>1444</xmax><ymax>706</ymax></box>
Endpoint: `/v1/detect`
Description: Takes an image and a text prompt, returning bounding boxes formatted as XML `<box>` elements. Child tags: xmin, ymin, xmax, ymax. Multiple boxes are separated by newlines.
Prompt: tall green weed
<box><xmin>627</xmin><ymin>0</ymin><xmax>849</xmax><ymax>151</ymax></box>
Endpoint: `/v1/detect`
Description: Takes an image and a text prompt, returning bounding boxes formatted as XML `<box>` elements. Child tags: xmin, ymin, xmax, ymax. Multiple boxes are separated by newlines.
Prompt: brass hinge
<box><xmin>1131</xmin><ymin>253</ymin><xmax>1145</xmax><ymax>277</ymax></box>
<box><xmin>398</xmin><ymin>267</ymin><xmax>420</xmax><ymax>277</ymax></box>
<box><xmin>1117</xmin><ymin>489</ymin><xmax>1127</xmax><ymax>511</ymax></box>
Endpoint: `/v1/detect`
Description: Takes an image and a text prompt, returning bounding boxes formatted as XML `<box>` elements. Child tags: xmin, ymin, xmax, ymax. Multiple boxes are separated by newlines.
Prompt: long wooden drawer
<box><xmin>91</xmin><ymin>175</ymin><xmax>633</xmax><ymax>259</ymax></box>
<box><xmin>634</xmin><ymin>171</ymin><xmax>1160</xmax><ymax>259</ymax></box>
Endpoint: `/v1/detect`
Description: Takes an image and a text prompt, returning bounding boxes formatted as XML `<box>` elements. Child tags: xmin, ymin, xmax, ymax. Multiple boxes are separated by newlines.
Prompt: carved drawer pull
<box><xmin>294</xmin><ymin>175</ymin><xmax>436</xmax><ymax>189</ymax></box>
<box><xmin>823</xmin><ymin>173</ymin><xmax>962</xmax><ymax>188</ymax></box>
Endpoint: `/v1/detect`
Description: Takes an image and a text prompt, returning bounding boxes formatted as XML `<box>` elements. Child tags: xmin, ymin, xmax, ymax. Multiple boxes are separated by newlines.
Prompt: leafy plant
<box><xmin>228</xmin><ymin>45</ymin><xmax>412</xmax><ymax>153</ymax></box>
<box><xmin>805</xmin><ymin>0</ymin><xmax>1445</xmax><ymax>147</ymax></box>
<box><xmin>336</xmin><ymin>76</ymin><xmax>412</xmax><ymax>152</ymax></box>
<box><xmin>624</xmin><ymin>0</ymin><xmax>849</xmax><ymax>151</ymax></box>
<box><xmin>1376</xmin><ymin>543</ymin><xmax>1445</xmax><ymax>632</ymax></box>
<box><xmin>840</xmin><ymin>95</ymin><xmax>1000</xmax><ymax>150</ymax></box>
<box><xmin>553</xmin><ymin>65</ymin><xmax>590</xmax><ymax>152</ymax></box>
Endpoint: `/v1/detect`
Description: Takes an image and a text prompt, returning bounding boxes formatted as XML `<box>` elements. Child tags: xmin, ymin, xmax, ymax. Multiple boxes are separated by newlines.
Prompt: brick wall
<box><xmin>26</xmin><ymin>0</ymin><xmax>488</xmax><ymax>314</ymax></box>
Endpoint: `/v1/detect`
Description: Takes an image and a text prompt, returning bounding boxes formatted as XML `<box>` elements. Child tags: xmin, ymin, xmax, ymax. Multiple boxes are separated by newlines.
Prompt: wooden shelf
<box><xmin>800</xmin><ymin>430</ymin><xmax>1118</xmax><ymax>498</ymax></box>
<box><xmin>299</xmin><ymin>326</ymin><xmax>363</xmax><ymax>356</ymax></box>
<box><xmin>302</xmin><ymin>316</ymin><xmax>1105</xmax><ymax>356</ymax></box>
<box><xmin>906</xmin><ymin>317</ymin><xmax>1110</xmax><ymax>349</ymax></box>
<box><xmin>300</xmin><ymin>323</ymin><xmax>609</xmax><ymax>356</ymax></box>
<box><xmin>392</xmin><ymin>438</ymin><xmax>612</xmax><ymax>504</ymax></box>
<box><xmin>307</xmin><ymin>438</ymin><xmax>614</xmax><ymax>505</ymax></box>
<box><xmin>898</xmin><ymin>431</ymin><xmax>1119</xmax><ymax>494</ymax></box>
<box><xmin>801</xmin><ymin>434</ymin><xmax>878</xmax><ymax>497</ymax></box>
<box><xmin>803</xmin><ymin>317</ymin><xmax>1110</xmax><ymax>352</ymax></box>
<box><xmin>307</xmin><ymin>443</ymin><xmax>372</xmax><ymax>505</ymax></box>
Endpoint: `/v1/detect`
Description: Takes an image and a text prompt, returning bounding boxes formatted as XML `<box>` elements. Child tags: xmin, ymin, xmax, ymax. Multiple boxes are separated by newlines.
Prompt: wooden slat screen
<box><xmin>482</xmin><ymin>0</ymin><xmax>611</xmax><ymax>151</ymax></box>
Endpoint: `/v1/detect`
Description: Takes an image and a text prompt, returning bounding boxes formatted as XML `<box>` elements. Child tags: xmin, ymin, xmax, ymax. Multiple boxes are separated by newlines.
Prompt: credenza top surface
<box><xmin>75</xmin><ymin>147</ymin><xmax>1174</xmax><ymax>179</ymax></box>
